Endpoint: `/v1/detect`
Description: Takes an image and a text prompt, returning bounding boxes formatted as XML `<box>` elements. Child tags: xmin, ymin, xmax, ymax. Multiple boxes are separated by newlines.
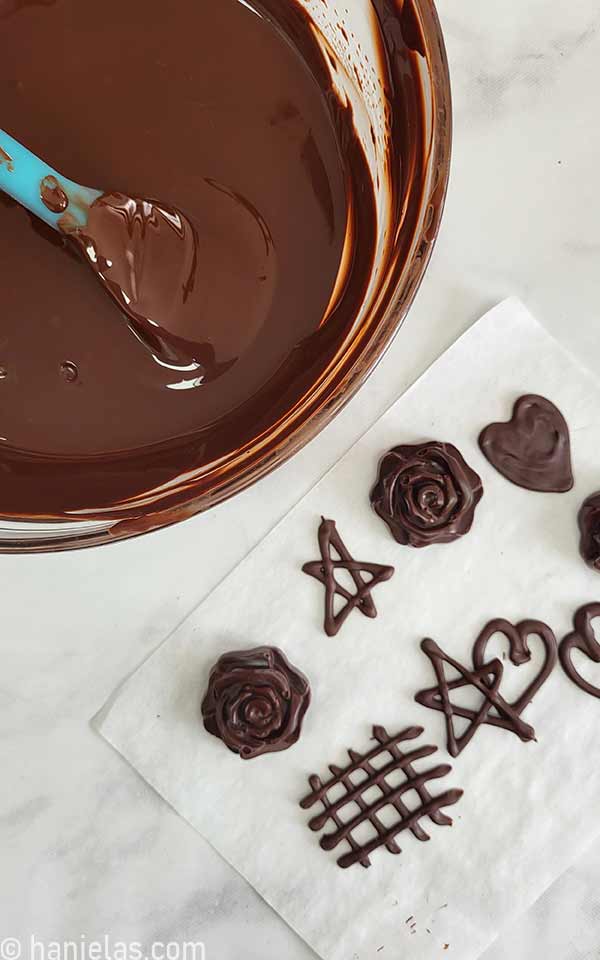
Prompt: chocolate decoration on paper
<box><xmin>478</xmin><ymin>394</ymin><xmax>574</xmax><ymax>492</ymax></box>
<box><xmin>370</xmin><ymin>442</ymin><xmax>483</xmax><ymax>548</ymax></box>
<box><xmin>300</xmin><ymin>725</ymin><xmax>462</xmax><ymax>869</ymax></box>
<box><xmin>472</xmin><ymin>618</ymin><xmax>558</xmax><ymax>723</ymax></box>
<box><xmin>415</xmin><ymin>638</ymin><xmax>535</xmax><ymax>757</ymax></box>
<box><xmin>201</xmin><ymin>646</ymin><xmax>311</xmax><ymax>759</ymax></box>
<box><xmin>578</xmin><ymin>492</ymin><xmax>600</xmax><ymax>572</ymax></box>
<box><xmin>40</xmin><ymin>175</ymin><xmax>68</xmax><ymax>214</ymax></box>
<box><xmin>302</xmin><ymin>517</ymin><xmax>394</xmax><ymax>637</ymax></box>
<box><xmin>0</xmin><ymin>0</ymin><xmax>429</xmax><ymax>523</ymax></box>
<box><xmin>559</xmin><ymin>603</ymin><xmax>600</xmax><ymax>700</ymax></box>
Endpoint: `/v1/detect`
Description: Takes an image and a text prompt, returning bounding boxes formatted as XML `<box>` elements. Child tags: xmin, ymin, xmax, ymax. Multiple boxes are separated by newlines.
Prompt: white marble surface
<box><xmin>2</xmin><ymin>1</ymin><xmax>600</xmax><ymax>957</ymax></box>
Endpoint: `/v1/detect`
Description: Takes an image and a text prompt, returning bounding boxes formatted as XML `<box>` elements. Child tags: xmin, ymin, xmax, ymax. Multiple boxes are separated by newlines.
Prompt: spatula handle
<box><xmin>0</xmin><ymin>128</ymin><xmax>101</xmax><ymax>230</ymax></box>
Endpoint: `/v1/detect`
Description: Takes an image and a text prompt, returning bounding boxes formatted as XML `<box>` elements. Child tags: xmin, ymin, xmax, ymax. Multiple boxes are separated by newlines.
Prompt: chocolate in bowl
<box><xmin>0</xmin><ymin>0</ymin><xmax>451</xmax><ymax>551</ymax></box>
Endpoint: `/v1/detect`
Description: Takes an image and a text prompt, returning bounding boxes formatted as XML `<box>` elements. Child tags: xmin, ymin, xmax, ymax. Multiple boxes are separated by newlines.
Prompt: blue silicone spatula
<box><xmin>0</xmin><ymin>128</ymin><xmax>101</xmax><ymax>229</ymax></box>
<box><xmin>0</xmin><ymin>128</ymin><xmax>214</xmax><ymax>373</ymax></box>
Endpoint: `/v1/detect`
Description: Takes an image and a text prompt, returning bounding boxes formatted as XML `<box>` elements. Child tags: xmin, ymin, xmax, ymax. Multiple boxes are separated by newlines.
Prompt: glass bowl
<box><xmin>0</xmin><ymin>0</ymin><xmax>451</xmax><ymax>552</ymax></box>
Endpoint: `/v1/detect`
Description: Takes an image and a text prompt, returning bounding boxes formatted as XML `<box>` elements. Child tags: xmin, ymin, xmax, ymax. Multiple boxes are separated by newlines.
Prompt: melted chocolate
<box><xmin>201</xmin><ymin>645</ymin><xmax>311</xmax><ymax>759</ymax></box>
<box><xmin>478</xmin><ymin>395</ymin><xmax>574</xmax><ymax>493</ymax></box>
<box><xmin>40</xmin><ymin>175</ymin><xmax>68</xmax><ymax>214</ymax></box>
<box><xmin>0</xmin><ymin>0</ymin><xmax>427</xmax><ymax>521</ymax></box>
<box><xmin>66</xmin><ymin>192</ymin><xmax>232</xmax><ymax>370</ymax></box>
<box><xmin>577</xmin><ymin>492</ymin><xmax>600</xmax><ymax>572</ymax></box>
<box><xmin>302</xmin><ymin>517</ymin><xmax>394</xmax><ymax>636</ymax></box>
<box><xmin>370</xmin><ymin>442</ymin><xmax>483</xmax><ymax>548</ymax></box>
<box><xmin>559</xmin><ymin>603</ymin><xmax>600</xmax><ymax>700</ymax></box>
<box><xmin>300</xmin><ymin>724</ymin><xmax>462</xmax><ymax>869</ymax></box>
<box><xmin>0</xmin><ymin>0</ymin><xmax>54</xmax><ymax>16</ymax></box>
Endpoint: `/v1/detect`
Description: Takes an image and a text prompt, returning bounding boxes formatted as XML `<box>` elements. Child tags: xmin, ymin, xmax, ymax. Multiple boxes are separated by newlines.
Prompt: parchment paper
<box><xmin>98</xmin><ymin>299</ymin><xmax>600</xmax><ymax>960</ymax></box>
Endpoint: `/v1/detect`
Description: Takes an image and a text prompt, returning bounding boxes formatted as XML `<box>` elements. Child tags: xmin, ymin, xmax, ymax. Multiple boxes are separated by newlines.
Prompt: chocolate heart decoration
<box><xmin>478</xmin><ymin>394</ymin><xmax>574</xmax><ymax>493</ymax></box>
<box><xmin>472</xmin><ymin>618</ymin><xmax>558</xmax><ymax>726</ymax></box>
<box><xmin>559</xmin><ymin>603</ymin><xmax>600</xmax><ymax>699</ymax></box>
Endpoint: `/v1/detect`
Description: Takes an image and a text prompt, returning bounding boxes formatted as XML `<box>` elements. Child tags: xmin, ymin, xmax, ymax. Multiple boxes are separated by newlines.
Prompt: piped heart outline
<box><xmin>478</xmin><ymin>394</ymin><xmax>574</xmax><ymax>493</ymax></box>
<box><xmin>559</xmin><ymin>602</ymin><xmax>600</xmax><ymax>700</ymax></box>
<box><xmin>472</xmin><ymin>618</ymin><xmax>558</xmax><ymax>726</ymax></box>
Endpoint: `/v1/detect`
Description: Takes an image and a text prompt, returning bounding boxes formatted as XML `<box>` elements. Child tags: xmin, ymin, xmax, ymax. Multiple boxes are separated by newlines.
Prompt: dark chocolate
<box><xmin>478</xmin><ymin>394</ymin><xmax>574</xmax><ymax>493</ymax></box>
<box><xmin>40</xmin><ymin>175</ymin><xmax>68</xmax><ymax>214</ymax></box>
<box><xmin>370</xmin><ymin>441</ymin><xmax>483</xmax><ymax>547</ymax></box>
<box><xmin>300</xmin><ymin>724</ymin><xmax>462</xmax><ymax>869</ymax></box>
<box><xmin>577</xmin><ymin>492</ymin><xmax>600</xmax><ymax>572</ymax></box>
<box><xmin>0</xmin><ymin>0</ymin><xmax>55</xmax><ymax>17</ymax></box>
<box><xmin>416</xmin><ymin>620</ymin><xmax>558</xmax><ymax>755</ymax></box>
<box><xmin>472</xmin><ymin>618</ymin><xmax>558</xmax><ymax>721</ymax></box>
<box><xmin>201</xmin><ymin>645</ymin><xmax>311</xmax><ymax>759</ymax></box>
<box><xmin>66</xmin><ymin>192</ymin><xmax>230</xmax><ymax>372</ymax></box>
<box><xmin>559</xmin><ymin>603</ymin><xmax>600</xmax><ymax>700</ymax></box>
<box><xmin>302</xmin><ymin>517</ymin><xmax>394</xmax><ymax>637</ymax></box>
<box><xmin>0</xmin><ymin>0</ymin><xmax>428</xmax><ymax>522</ymax></box>
<box><xmin>415</xmin><ymin>638</ymin><xmax>536</xmax><ymax>757</ymax></box>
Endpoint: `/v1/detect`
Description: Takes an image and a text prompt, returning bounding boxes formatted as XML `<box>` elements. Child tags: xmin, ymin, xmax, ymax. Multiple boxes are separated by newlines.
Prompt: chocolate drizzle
<box><xmin>370</xmin><ymin>441</ymin><xmax>483</xmax><ymax>547</ymax></box>
<box><xmin>559</xmin><ymin>603</ymin><xmax>600</xmax><ymax>700</ymax></box>
<box><xmin>478</xmin><ymin>394</ymin><xmax>574</xmax><ymax>493</ymax></box>
<box><xmin>300</xmin><ymin>724</ymin><xmax>462</xmax><ymax>869</ymax></box>
<box><xmin>201</xmin><ymin>645</ymin><xmax>311</xmax><ymax>759</ymax></box>
<box><xmin>415</xmin><ymin>638</ymin><xmax>535</xmax><ymax>757</ymax></box>
<box><xmin>302</xmin><ymin>517</ymin><xmax>394</xmax><ymax>636</ymax></box>
<box><xmin>577</xmin><ymin>492</ymin><xmax>600</xmax><ymax>572</ymax></box>
<box><xmin>472</xmin><ymin>618</ymin><xmax>558</xmax><ymax>719</ymax></box>
<box><xmin>416</xmin><ymin>619</ymin><xmax>558</xmax><ymax>756</ymax></box>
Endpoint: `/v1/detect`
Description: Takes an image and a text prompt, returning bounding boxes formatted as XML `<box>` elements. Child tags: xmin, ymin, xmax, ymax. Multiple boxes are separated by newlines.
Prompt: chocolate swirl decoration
<box><xmin>201</xmin><ymin>646</ymin><xmax>311</xmax><ymax>759</ymax></box>
<box><xmin>370</xmin><ymin>441</ymin><xmax>483</xmax><ymax>547</ymax></box>
<box><xmin>578</xmin><ymin>492</ymin><xmax>600</xmax><ymax>572</ymax></box>
<box><xmin>559</xmin><ymin>603</ymin><xmax>600</xmax><ymax>699</ymax></box>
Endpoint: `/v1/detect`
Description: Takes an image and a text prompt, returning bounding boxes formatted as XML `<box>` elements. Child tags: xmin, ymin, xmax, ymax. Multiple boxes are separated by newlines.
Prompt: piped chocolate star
<box><xmin>415</xmin><ymin>638</ymin><xmax>535</xmax><ymax>757</ymax></box>
<box><xmin>302</xmin><ymin>517</ymin><xmax>395</xmax><ymax>637</ymax></box>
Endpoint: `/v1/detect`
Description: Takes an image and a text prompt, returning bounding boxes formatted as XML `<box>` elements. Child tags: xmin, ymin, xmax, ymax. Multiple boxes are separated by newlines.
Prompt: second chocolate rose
<box><xmin>370</xmin><ymin>441</ymin><xmax>483</xmax><ymax>547</ymax></box>
<box><xmin>201</xmin><ymin>646</ymin><xmax>311</xmax><ymax>759</ymax></box>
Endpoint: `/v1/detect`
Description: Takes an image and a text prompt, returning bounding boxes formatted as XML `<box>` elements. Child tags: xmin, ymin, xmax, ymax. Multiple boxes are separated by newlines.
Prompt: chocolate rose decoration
<box><xmin>578</xmin><ymin>491</ymin><xmax>600</xmax><ymax>572</ymax></box>
<box><xmin>201</xmin><ymin>646</ymin><xmax>311</xmax><ymax>759</ymax></box>
<box><xmin>370</xmin><ymin>441</ymin><xmax>483</xmax><ymax>547</ymax></box>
